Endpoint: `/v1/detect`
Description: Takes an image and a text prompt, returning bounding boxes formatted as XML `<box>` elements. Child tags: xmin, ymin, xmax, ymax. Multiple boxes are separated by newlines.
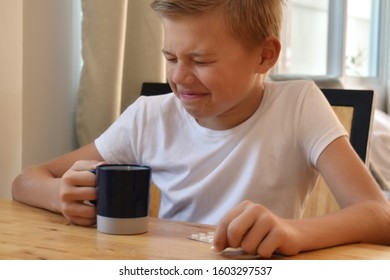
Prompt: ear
<box><xmin>256</xmin><ymin>36</ymin><xmax>281</xmax><ymax>73</ymax></box>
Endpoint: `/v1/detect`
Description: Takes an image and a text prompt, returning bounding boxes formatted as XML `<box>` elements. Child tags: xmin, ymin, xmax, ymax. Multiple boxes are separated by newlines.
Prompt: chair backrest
<box><xmin>321</xmin><ymin>88</ymin><xmax>374</xmax><ymax>164</ymax></box>
<box><xmin>306</xmin><ymin>88</ymin><xmax>374</xmax><ymax>217</ymax></box>
<box><xmin>141</xmin><ymin>82</ymin><xmax>172</xmax><ymax>96</ymax></box>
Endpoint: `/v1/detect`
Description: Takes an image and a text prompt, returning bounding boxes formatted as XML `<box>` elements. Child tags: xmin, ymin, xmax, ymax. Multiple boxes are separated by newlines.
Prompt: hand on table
<box><xmin>213</xmin><ymin>200</ymin><xmax>302</xmax><ymax>258</ymax></box>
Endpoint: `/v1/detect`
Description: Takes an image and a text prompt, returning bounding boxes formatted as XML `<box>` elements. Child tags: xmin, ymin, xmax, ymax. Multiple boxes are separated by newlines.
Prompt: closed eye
<box><xmin>194</xmin><ymin>60</ymin><xmax>216</xmax><ymax>66</ymax></box>
<box><xmin>165</xmin><ymin>57</ymin><xmax>177</xmax><ymax>63</ymax></box>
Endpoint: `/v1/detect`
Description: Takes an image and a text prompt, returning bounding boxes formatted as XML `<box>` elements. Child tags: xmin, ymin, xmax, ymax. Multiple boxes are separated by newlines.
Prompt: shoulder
<box><xmin>262</xmin><ymin>80</ymin><xmax>325</xmax><ymax>112</ymax></box>
<box><xmin>124</xmin><ymin>93</ymin><xmax>182</xmax><ymax>119</ymax></box>
<box><xmin>134</xmin><ymin>93</ymin><xmax>179</xmax><ymax>109</ymax></box>
<box><xmin>265</xmin><ymin>80</ymin><xmax>321</xmax><ymax>97</ymax></box>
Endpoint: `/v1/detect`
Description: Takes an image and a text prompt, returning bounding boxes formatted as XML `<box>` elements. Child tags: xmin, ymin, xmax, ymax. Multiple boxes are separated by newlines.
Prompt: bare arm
<box><xmin>213</xmin><ymin>137</ymin><xmax>390</xmax><ymax>257</ymax></box>
<box><xmin>12</xmin><ymin>143</ymin><xmax>104</xmax><ymax>225</ymax></box>
<box><xmin>298</xmin><ymin>136</ymin><xmax>390</xmax><ymax>247</ymax></box>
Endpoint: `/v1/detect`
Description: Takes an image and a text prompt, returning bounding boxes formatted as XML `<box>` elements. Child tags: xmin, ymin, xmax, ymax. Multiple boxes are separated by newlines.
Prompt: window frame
<box><xmin>341</xmin><ymin>0</ymin><xmax>390</xmax><ymax>110</ymax></box>
<box><xmin>274</xmin><ymin>0</ymin><xmax>390</xmax><ymax>110</ymax></box>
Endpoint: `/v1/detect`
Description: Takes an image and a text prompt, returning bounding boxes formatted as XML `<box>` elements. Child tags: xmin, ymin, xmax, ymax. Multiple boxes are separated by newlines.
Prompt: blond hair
<box><xmin>151</xmin><ymin>0</ymin><xmax>284</xmax><ymax>48</ymax></box>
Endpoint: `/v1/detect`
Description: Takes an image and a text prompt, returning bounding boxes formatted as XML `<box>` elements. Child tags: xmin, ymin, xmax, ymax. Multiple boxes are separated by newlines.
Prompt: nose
<box><xmin>170</xmin><ymin>62</ymin><xmax>196</xmax><ymax>85</ymax></box>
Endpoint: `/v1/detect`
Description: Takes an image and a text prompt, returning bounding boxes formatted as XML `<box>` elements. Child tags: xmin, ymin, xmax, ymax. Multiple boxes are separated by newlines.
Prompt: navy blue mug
<box><xmin>92</xmin><ymin>164</ymin><xmax>151</xmax><ymax>234</ymax></box>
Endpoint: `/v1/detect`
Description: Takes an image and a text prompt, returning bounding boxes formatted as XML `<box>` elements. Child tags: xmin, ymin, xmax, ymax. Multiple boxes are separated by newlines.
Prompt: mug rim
<box><xmin>97</xmin><ymin>164</ymin><xmax>151</xmax><ymax>171</ymax></box>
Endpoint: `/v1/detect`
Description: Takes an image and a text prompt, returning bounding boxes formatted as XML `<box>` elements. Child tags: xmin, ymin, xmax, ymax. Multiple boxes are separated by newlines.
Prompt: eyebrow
<box><xmin>161</xmin><ymin>49</ymin><xmax>217</xmax><ymax>57</ymax></box>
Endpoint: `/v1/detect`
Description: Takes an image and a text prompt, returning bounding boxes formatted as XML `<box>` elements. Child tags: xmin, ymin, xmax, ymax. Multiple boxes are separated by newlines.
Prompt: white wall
<box><xmin>22</xmin><ymin>0</ymin><xmax>80</xmax><ymax>167</ymax></box>
<box><xmin>0</xmin><ymin>0</ymin><xmax>22</xmax><ymax>199</ymax></box>
<box><xmin>0</xmin><ymin>0</ymin><xmax>80</xmax><ymax>198</ymax></box>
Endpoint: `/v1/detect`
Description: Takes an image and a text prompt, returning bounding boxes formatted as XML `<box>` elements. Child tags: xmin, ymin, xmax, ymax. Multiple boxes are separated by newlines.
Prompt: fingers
<box><xmin>62</xmin><ymin>201</ymin><xmax>97</xmax><ymax>226</ymax></box>
<box><xmin>61</xmin><ymin>160</ymin><xmax>104</xmax><ymax>199</ymax></box>
<box><xmin>68</xmin><ymin>216</ymin><xmax>96</xmax><ymax>227</ymax></box>
<box><xmin>71</xmin><ymin>160</ymin><xmax>104</xmax><ymax>172</ymax></box>
<box><xmin>213</xmin><ymin>200</ymin><xmax>258</xmax><ymax>251</ymax></box>
<box><xmin>213</xmin><ymin>200</ymin><xmax>291</xmax><ymax>258</ymax></box>
<box><xmin>256</xmin><ymin>227</ymin><xmax>288</xmax><ymax>257</ymax></box>
<box><xmin>59</xmin><ymin>160</ymin><xmax>104</xmax><ymax>226</ymax></box>
<box><xmin>61</xmin><ymin>172</ymin><xmax>96</xmax><ymax>202</ymax></box>
<box><xmin>240</xmin><ymin>214</ymin><xmax>272</xmax><ymax>255</ymax></box>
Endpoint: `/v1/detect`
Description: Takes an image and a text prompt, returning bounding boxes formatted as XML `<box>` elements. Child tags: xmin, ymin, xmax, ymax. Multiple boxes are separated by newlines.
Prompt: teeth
<box><xmin>188</xmin><ymin>231</ymin><xmax>215</xmax><ymax>243</ymax></box>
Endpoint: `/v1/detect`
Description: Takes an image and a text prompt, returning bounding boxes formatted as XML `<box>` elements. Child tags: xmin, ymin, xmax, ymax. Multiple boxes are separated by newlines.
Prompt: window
<box><xmin>275</xmin><ymin>0</ymin><xmax>390</xmax><ymax>109</ymax></box>
<box><xmin>345</xmin><ymin>0</ymin><xmax>379</xmax><ymax>77</ymax></box>
<box><xmin>276</xmin><ymin>0</ymin><xmax>388</xmax><ymax>79</ymax></box>
<box><xmin>279</xmin><ymin>0</ymin><xmax>330</xmax><ymax>75</ymax></box>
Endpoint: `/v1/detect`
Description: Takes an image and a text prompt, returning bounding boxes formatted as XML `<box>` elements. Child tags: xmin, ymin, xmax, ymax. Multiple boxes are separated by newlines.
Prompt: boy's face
<box><xmin>162</xmin><ymin>11</ymin><xmax>268</xmax><ymax>130</ymax></box>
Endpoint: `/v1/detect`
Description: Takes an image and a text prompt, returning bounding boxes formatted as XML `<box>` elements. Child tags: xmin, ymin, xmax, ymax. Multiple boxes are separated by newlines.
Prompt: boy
<box><xmin>12</xmin><ymin>0</ymin><xmax>390</xmax><ymax>258</ymax></box>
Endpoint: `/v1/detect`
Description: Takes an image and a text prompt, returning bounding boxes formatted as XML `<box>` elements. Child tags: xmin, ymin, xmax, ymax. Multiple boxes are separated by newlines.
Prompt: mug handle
<box><xmin>89</xmin><ymin>169</ymin><xmax>97</xmax><ymax>206</ymax></box>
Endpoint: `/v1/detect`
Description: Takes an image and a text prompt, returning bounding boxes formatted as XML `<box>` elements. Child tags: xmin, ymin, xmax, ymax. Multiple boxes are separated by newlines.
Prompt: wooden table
<box><xmin>1</xmin><ymin>199</ymin><xmax>390</xmax><ymax>260</ymax></box>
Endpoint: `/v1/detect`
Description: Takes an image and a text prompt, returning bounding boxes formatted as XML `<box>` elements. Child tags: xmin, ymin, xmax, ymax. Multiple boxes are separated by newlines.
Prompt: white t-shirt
<box><xmin>95</xmin><ymin>80</ymin><xmax>347</xmax><ymax>225</ymax></box>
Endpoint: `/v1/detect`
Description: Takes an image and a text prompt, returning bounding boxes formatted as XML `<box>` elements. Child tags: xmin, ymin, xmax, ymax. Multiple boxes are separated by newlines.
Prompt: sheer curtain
<box><xmin>76</xmin><ymin>0</ymin><xmax>165</xmax><ymax>146</ymax></box>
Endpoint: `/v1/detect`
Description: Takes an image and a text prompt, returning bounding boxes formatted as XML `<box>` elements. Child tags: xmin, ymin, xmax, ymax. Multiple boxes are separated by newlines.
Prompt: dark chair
<box><xmin>321</xmin><ymin>88</ymin><xmax>374</xmax><ymax>164</ymax></box>
<box><xmin>305</xmin><ymin>88</ymin><xmax>374</xmax><ymax>216</ymax></box>
<box><xmin>141</xmin><ymin>82</ymin><xmax>172</xmax><ymax>96</ymax></box>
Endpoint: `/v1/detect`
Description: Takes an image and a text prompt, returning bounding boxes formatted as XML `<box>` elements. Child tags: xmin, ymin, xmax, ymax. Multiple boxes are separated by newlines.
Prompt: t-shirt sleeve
<box><xmin>94</xmin><ymin>97</ymin><xmax>146</xmax><ymax>164</ymax></box>
<box><xmin>297</xmin><ymin>82</ymin><xmax>348</xmax><ymax>167</ymax></box>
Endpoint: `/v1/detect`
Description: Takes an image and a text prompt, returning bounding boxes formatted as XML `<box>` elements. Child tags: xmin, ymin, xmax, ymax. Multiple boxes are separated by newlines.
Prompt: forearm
<box><xmin>12</xmin><ymin>165</ymin><xmax>62</xmax><ymax>213</ymax></box>
<box><xmin>295</xmin><ymin>200</ymin><xmax>390</xmax><ymax>252</ymax></box>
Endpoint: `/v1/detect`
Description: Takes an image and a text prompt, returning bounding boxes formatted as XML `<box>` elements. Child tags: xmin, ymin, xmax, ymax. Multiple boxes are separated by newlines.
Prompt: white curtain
<box><xmin>387</xmin><ymin>6</ymin><xmax>390</xmax><ymax>113</ymax></box>
<box><xmin>388</xmin><ymin>64</ymin><xmax>390</xmax><ymax>112</ymax></box>
<box><xmin>76</xmin><ymin>0</ymin><xmax>165</xmax><ymax>147</ymax></box>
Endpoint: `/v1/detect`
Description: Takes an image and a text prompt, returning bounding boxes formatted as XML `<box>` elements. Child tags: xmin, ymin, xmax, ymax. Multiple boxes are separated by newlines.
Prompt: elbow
<box><xmin>12</xmin><ymin>173</ymin><xmax>24</xmax><ymax>202</ymax></box>
<box><xmin>11</xmin><ymin>166</ymin><xmax>35</xmax><ymax>203</ymax></box>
